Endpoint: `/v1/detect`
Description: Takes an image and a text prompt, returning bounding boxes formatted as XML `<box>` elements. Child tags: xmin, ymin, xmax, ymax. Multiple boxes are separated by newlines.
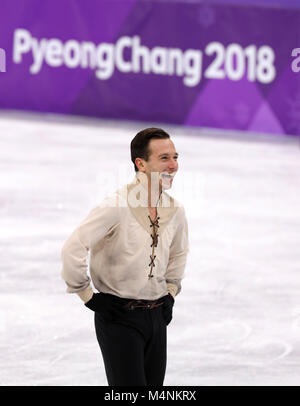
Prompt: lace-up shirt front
<box><xmin>61</xmin><ymin>173</ymin><xmax>189</xmax><ymax>301</ymax></box>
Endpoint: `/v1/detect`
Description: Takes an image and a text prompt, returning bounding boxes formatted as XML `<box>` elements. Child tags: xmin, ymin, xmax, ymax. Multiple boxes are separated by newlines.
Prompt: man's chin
<box><xmin>159</xmin><ymin>172</ymin><xmax>176</xmax><ymax>190</ymax></box>
<box><xmin>160</xmin><ymin>180</ymin><xmax>173</xmax><ymax>190</ymax></box>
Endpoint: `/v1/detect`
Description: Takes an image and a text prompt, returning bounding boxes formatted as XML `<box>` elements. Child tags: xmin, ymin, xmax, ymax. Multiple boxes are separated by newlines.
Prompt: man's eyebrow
<box><xmin>158</xmin><ymin>152</ymin><xmax>179</xmax><ymax>157</ymax></box>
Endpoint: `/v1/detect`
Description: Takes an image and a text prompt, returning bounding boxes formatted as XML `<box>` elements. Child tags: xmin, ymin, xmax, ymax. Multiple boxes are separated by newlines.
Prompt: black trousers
<box><xmin>94</xmin><ymin>295</ymin><xmax>167</xmax><ymax>386</ymax></box>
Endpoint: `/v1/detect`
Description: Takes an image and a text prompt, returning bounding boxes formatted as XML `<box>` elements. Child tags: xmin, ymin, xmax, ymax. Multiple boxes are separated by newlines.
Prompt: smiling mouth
<box><xmin>160</xmin><ymin>173</ymin><xmax>175</xmax><ymax>180</ymax></box>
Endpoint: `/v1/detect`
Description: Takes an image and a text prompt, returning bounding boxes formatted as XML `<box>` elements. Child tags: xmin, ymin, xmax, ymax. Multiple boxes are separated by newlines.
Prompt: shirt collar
<box><xmin>124</xmin><ymin>171</ymin><xmax>179</xmax><ymax>235</ymax></box>
<box><xmin>128</xmin><ymin>171</ymin><xmax>163</xmax><ymax>208</ymax></box>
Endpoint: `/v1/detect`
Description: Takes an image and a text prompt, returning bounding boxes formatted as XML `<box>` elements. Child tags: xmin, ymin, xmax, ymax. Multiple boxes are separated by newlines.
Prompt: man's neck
<box><xmin>148</xmin><ymin>184</ymin><xmax>162</xmax><ymax>208</ymax></box>
<box><xmin>147</xmin><ymin>176</ymin><xmax>162</xmax><ymax>208</ymax></box>
<box><xmin>136</xmin><ymin>171</ymin><xmax>162</xmax><ymax>208</ymax></box>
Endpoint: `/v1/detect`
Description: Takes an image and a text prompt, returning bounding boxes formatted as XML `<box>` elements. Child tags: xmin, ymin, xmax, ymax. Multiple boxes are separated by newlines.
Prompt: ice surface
<box><xmin>0</xmin><ymin>111</ymin><xmax>300</xmax><ymax>386</ymax></box>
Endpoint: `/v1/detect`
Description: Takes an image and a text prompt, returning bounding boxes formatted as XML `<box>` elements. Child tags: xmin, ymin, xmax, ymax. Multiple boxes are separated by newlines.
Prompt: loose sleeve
<box><xmin>61</xmin><ymin>196</ymin><xmax>120</xmax><ymax>294</ymax></box>
<box><xmin>165</xmin><ymin>206</ymin><xmax>189</xmax><ymax>297</ymax></box>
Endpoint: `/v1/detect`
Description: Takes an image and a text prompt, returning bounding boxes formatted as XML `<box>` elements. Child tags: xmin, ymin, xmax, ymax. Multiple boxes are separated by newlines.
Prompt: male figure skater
<box><xmin>61</xmin><ymin>128</ymin><xmax>189</xmax><ymax>386</ymax></box>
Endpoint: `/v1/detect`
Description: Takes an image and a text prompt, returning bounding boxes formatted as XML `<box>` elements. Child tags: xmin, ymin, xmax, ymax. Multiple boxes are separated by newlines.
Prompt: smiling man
<box><xmin>61</xmin><ymin>127</ymin><xmax>189</xmax><ymax>386</ymax></box>
<box><xmin>132</xmin><ymin>131</ymin><xmax>179</xmax><ymax>217</ymax></box>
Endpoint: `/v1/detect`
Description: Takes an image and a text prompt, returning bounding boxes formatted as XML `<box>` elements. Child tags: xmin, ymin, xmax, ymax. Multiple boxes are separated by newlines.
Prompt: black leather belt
<box><xmin>105</xmin><ymin>293</ymin><xmax>165</xmax><ymax>311</ymax></box>
<box><xmin>123</xmin><ymin>298</ymin><xmax>164</xmax><ymax>310</ymax></box>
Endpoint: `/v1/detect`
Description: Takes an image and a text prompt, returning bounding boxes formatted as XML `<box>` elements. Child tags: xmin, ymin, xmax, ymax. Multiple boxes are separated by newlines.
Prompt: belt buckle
<box><xmin>125</xmin><ymin>300</ymin><xmax>145</xmax><ymax>310</ymax></box>
<box><xmin>125</xmin><ymin>299</ymin><xmax>162</xmax><ymax>310</ymax></box>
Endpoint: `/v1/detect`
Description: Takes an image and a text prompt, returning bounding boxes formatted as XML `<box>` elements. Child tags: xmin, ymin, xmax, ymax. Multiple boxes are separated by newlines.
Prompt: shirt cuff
<box><xmin>167</xmin><ymin>283</ymin><xmax>178</xmax><ymax>299</ymax></box>
<box><xmin>77</xmin><ymin>286</ymin><xmax>94</xmax><ymax>303</ymax></box>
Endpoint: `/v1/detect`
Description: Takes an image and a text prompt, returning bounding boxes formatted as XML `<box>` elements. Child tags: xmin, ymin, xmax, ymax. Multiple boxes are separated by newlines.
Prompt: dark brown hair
<box><xmin>130</xmin><ymin>128</ymin><xmax>170</xmax><ymax>172</ymax></box>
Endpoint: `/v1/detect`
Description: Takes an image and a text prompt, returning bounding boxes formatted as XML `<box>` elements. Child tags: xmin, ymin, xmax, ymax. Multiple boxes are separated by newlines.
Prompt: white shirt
<box><xmin>61</xmin><ymin>172</ymin><xmax>189</xmax><ymax>302</ymax></box>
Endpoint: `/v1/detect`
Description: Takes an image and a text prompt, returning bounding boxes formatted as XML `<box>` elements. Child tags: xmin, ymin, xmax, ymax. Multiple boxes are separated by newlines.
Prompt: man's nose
<box><xmin>168</xmin><ymin>160</ymin><xmax>178</xmax><ymax>171</ymax></box>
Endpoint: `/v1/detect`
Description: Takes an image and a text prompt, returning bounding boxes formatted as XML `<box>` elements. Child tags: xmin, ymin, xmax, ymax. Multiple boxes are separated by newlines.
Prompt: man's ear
<box><xmin>135</xmin><ymin>158</ymin><xmax>145</xmax><ymax>172</ymax></box>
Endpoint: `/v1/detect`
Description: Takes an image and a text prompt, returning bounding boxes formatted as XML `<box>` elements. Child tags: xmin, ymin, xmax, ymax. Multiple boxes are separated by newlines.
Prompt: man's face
<box><xmin>138</xmin><ymin>138</ymin><xmax>179</xmax><ymax>190</ymax></box>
